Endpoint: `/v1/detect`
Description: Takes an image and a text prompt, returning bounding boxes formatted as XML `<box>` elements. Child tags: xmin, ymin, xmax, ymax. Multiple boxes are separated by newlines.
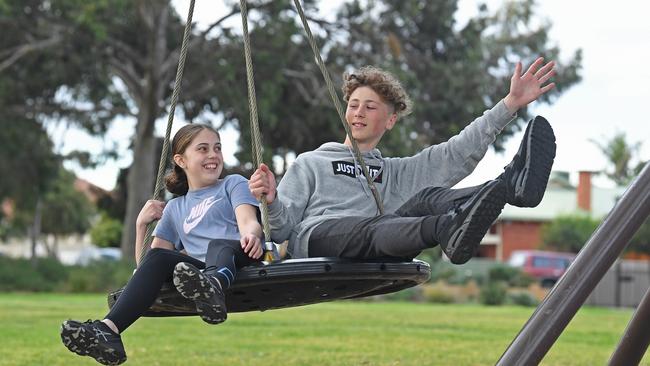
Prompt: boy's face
<box><xmin>174</xmin><ymin>129</ymin><xmax>223</xmax><ymax>190</ymax></box>
<box><xmin>345</xmin><ymin>86</ymin><xmax>397</xmax><ymax>150</ymax></box>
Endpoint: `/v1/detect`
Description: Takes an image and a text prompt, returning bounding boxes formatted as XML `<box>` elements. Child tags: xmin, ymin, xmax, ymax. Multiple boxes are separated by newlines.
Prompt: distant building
<box><xmin>477</xmin><ymin>171</ymin><xmax>627</xmax><ymax>261</ymax></box>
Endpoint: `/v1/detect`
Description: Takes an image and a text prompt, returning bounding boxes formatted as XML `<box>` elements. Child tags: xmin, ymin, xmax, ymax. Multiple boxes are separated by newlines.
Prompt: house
<box><xmin>476</xmin><ymin>171</ymin><xmax>627</xmax><ymax>261</ymax></box>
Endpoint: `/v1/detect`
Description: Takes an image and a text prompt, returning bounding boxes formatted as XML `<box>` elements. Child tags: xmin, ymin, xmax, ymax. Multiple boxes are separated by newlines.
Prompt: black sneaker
<box><xmin>439</xmin><ymin>180</ymin><xmax>506</xmax><ymax>265</ymax></box>
<box><xmin>173</xmin><ymin>262</ymin><xmax>227</xmax><ymax>324</ymax></box>
<box><xmin>501</xmin><ymin>116</ymin><xmax>556</xmax><ymax>207</ymax></box>
<box><xmin>60</xmin><ymin>319</ymin><xmax>127</xmax><ymax>365</ymax></box>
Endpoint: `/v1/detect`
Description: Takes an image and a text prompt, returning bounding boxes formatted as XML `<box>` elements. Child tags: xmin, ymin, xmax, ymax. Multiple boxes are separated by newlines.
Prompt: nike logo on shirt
<box><xmin>183</xmin><ymin>196</ymin><xmax>222</xmax><ymax>234</ymax></box>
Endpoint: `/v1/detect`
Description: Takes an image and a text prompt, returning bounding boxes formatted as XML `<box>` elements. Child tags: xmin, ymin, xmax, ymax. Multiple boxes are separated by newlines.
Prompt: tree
<box><xmin>39</xmin><ymin>169</ymin><xmax>95</xmax><ymax>257</ymax></box>
<box><xmin>327</xmin><ymin>0</ymin><xmax>582</xmax><ymax>156</ymax></box>
<box><xmin>541</xmin><ymin>214</ymin><xmax>600</xmax><ymax>253</ymax></box>
<box><xmin>591</xmin><ymin>132</ymin><xmax>646</xmax><ymax>186</ymax></box>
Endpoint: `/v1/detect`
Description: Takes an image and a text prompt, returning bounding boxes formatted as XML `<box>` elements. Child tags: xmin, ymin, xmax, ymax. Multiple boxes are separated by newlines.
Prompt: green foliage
<box><xmin>62</xmin><ymin>260</ymin><xmax>133</xmax><ymax>293</ymax></box>
<box><xmin>40</xmin><ymin>169</ymin><xmax>95</xmax><ymax>237</ymax></box>
<box><xmin>0</xmin><ymin>255</ymin><xmax>133</xmax><ymax>293</ymax></box>
<box><xmin>488</xmin><ymin>264</ymin><xmax>534</xmax><ymax>287</ymax></box>
<box><xmin>541</xmin><ymin>214</ymin><xmax>601</xmax><ymax>253</ymax></box>
<box><xmin>629</xmin><ymin>217</ymin><xmax>650</xmax><ymax>255</ymax></box>
<box><xmin>0</xmin><ymin>119</ymin><xmax>60</xmax><ymax>206</ymax></box>
<box><xmin>591</xmin><ymin>132</ymin><xmax>646</xmax><ymax>185</ymax></box>
<box><xmin>329</xmin><ymin>0</ymin><xmax>582</xmax><ymax>156</ymax></box>
<box><xmin>422</xmin><ymin>286</ymin><xmax>455</xmax><ymax>304</ymax></box>
<box><xmin>480</xmin><ymin>281</ymin><xmax>507</xmax><ymax>305</ymax></box>
<box><xmin>0</xmin><ymin>256</ymin><xmax>68</xmax><ymax>291</ymax></box>
<box><xmin>507</xmin><ymin>291</ymin><xmax>538</xmax><ymax>307</ymax></box>
<box><xmin>90</xmin><ymin>214</ymin><xmax>123</xmax><ymax>248</ymax></box>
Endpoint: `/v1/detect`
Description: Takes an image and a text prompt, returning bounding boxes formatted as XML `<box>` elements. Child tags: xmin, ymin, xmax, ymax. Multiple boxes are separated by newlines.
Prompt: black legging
<box><xmin>106</xmin><ymin>239</ymin><xmax>256</xmax><ymax>333</ymax></box>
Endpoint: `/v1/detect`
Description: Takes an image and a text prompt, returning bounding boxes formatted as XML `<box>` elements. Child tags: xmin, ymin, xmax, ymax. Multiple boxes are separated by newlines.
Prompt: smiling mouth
<box><xmin>203</xmin><ymin>163</ymin><xmax>219</xmax><ymax>170</ymax></box>
<box><xmin>351</xmin><ymin>122</ymin><xmax>367</xmax><ymax>128</ymax></box>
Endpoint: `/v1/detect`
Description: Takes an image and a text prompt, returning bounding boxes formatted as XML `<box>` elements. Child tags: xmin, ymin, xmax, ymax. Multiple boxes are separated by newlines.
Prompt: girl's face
<box><xmin>174</xmin><ymin>128</ymin><xmax>223</xmax><ymax>191</ymax></box>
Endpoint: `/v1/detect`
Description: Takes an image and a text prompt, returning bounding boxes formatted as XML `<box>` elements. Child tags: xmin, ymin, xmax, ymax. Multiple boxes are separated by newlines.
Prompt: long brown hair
<box><xmin>165</xmin><ymin>124</ymin><xmax>220</xmax><ymax>196</ymax></box>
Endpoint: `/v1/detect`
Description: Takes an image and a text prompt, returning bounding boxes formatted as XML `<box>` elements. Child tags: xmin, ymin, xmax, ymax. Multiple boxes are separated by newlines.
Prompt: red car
<box><xmin>508</xmin><ymin>250</ymin><xmax>575</xmax><ymax>287</ymax></box>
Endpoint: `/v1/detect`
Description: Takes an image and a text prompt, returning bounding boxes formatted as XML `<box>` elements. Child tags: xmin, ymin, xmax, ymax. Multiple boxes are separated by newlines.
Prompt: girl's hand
<box><xmin>240</xmin><ymin>233</ymin><xmax>263</xmax><ymax>259</ymax></box>
<box><xmin>503</xmin><ymin>57</ymin><xmax>556</xmax><ymax>114</ymax></box>
<box><xmin>136</xmin><ymin>200</ymin><xmax>165</xmax><ymax>228</ymax></box>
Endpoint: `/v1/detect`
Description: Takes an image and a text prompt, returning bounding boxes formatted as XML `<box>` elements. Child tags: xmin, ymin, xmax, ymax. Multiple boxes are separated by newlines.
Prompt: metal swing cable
<box><xmin>291</xmin><ymin>0</ymin><xmax>385</xmax><ymax>215</ymax></box>
<box><xmin>238</xmin><ymin>0</ymin><xmax>271</xmax><ymax>243</ymax></box>
<box><xmin>138</xmin><ymin>0</ymin><xmax>196</xmax><ymax>266</ymax></box>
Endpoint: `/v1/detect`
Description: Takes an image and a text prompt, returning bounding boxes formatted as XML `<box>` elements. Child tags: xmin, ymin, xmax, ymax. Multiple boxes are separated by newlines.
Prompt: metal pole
<box><xmin>497</xmin><ymin>163</ymin><xmax>650</xmax><ymax>365</ymax></box>
<box><xmin>608</xmin><ymin>285</ymin><xmax>650</xmax><ymax>365</ymax></box>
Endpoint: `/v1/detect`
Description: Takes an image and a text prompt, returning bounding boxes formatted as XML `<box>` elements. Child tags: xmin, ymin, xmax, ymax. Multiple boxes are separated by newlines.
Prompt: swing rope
<box><xmin>138</xmin><ymin>0</ymin><xmax>196</xmax><ymax>266</ymax></box>
<box><xmin>238</xmin><ymin>0</ymin><xmax>271</xmax><ymax>243</ymax></box>
<box><xmin>291</xmin><ymin>0</ymin><xmax>385</xmax><ymax>215</ymax></box>
<box><xmin>137</xmin><ymin>0</ymin><xmax>385</xmax><ymax>265</ymax></box>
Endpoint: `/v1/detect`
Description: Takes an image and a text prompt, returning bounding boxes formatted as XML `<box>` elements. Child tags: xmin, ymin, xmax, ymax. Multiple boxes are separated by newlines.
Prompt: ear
<box><xmin>385</xmin><ymin>113</ymin><xmax>398</xmax><ymax>130</ymax></box>
<box><xmin>173</xmin><ymin>154</ymin><xmax>186</xmax><ymax>169</ymax></box>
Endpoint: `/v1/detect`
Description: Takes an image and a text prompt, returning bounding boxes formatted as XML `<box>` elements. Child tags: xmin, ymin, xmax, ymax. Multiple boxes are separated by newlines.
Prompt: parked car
<box><xmin>76</xmin><ymin>247</ymin><xmax>122</xmax><ymax>266</ymax></box>
<box><xmin>508</xmin><ymin>250</ymin><xmax>575</xmax><ymax>287</ymax></box>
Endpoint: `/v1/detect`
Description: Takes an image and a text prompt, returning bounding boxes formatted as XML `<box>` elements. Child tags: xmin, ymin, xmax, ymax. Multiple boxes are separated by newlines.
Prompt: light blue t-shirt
<box><xmin>153</xmin><ymin>174</ymin><xmax>259</xmax><ymax>262</ymax></box>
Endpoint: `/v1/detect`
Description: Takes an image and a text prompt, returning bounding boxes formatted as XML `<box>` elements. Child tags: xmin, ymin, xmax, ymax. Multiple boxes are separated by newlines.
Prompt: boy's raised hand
<box><xmin>249</xmin><ymin>163</ymin><xmax>277</xmax><ymax>204</ymax></box>
<box><xmin>503</xmin><ymin>57</ymin><xmax>556</xmax><ymax>114</ymax></box>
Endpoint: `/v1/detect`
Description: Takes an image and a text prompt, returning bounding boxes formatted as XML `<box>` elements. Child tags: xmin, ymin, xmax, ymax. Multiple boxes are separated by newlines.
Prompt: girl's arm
<box><xmin>135</xmin><ymin>200</ymin><xmax>166</xmax><ymax>265</ymax></box>
<box><xmin>235</xmin><ymin>204</ymin><xmax>264</xmax><ymax>259</ymax></box>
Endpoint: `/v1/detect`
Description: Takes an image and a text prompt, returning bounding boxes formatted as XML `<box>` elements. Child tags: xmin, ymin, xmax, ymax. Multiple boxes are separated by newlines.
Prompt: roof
<box><xmin>499</xmin><ymin>185</ymin><xmax>627</xmax><ymax>222</ymax></box>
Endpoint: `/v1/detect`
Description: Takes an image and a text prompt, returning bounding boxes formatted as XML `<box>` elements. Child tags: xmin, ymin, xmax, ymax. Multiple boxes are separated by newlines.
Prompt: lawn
<box><xmin>0</xmin><ymin>293</ymin><xmax>647</xmax><ymax>365</ymax></box>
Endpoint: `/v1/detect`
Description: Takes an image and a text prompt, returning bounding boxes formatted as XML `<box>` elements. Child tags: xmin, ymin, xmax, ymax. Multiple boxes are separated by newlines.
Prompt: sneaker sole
<box><xmin>174</xmin><ymin>263</ymin><xmax>227</xmax><ymax>324</ymax></box>
<box><xmin>60</xmin><ymin>321</ymin><xmax>126</xmax><ymax>366</ymax></box>
<box><xmin>514</xmin><ymin>116</ymin><xmax>556</xmax><ymax>207</ymax></box>
<box><xmin>446</xmin><ymin>182</ymin><xmax>506</xmax><ymax>264</ymax></box>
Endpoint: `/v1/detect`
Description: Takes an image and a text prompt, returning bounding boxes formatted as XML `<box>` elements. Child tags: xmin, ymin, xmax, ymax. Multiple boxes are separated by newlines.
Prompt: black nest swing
<box><xmin>108</xmin><ymin>257</ymin><xmax>431</xmax><ymax>317</ymax></box>
<box><xmin>107</xmin><ymin>0</ymin><xmax>431</xmax><ymax>318</ymax></box>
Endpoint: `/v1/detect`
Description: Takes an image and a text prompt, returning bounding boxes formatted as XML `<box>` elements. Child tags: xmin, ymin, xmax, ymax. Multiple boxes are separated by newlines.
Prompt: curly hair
<box><xmin>342</xmin><ymin>66</ymin><xmax>413</xmax><ymax>117</ymax></box>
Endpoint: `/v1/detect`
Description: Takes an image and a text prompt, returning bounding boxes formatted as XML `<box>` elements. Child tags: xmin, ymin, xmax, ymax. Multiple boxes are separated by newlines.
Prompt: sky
<box><xmin>51</xmin><ymin>0</ymin><xmax>650</xmax><ymax>191</ymax></box>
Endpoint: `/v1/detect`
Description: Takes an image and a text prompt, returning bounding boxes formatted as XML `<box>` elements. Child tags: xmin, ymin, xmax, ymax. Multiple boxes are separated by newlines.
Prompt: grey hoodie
<box><xmin>268</xmin><ymin>100</ymin><xmax>516</xmax><ymax>258</ymax></box>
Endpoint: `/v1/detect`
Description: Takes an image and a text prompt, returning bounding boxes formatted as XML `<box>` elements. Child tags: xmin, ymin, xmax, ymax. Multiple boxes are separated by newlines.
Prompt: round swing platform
<box><xmin>107</xmin><ymin>257</ymin><xmax>431</xmax><ymax>317</ymax></box>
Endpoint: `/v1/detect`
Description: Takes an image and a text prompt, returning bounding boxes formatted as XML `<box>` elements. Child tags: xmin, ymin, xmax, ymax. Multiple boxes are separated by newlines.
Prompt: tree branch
<box><xmin>0</xmin><ymin>33</ymin><xmax>63</xmax><ymax>73</ymax></box>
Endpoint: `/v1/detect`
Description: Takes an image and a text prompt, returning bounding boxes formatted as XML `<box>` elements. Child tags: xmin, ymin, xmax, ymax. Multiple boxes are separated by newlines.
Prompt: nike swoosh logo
<box><xmin>183</xmin><ymin>197</ymin><xmax>222</xmax><ymax>234</ymax></box>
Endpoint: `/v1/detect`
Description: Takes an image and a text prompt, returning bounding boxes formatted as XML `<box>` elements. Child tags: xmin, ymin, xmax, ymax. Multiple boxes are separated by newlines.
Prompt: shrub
<box><xmin>480</xmin><ymin>282</ymin><xmax>507</xmax><ymax>306</ymax></box>
<box><xmin>0</xmin><ymin>256</ymin><xmax>68</xmax><ymax>292</ymax></box>
<box><xmin>90</xmin><ymin>215</ymin><xmax>123</xmax><ymax>248</ymax></box>
<box><xmin>488</xmin><ymin>265</ymin><xmax>534</xmax><ymax>287</ymax></box>
<box><xmin>422</xmin><ymin>285</ymin><xmax>455</xmax><ymax>304</ymax></box>
<box><xmin>508</xmin><ymin>291</ymin><xmax>538</xmax><ymax>307</ymax></box>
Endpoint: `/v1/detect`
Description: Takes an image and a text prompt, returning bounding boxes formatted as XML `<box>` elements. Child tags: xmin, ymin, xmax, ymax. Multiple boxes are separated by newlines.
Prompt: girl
<box><xmin>60</xmin><ymin>124</ymin><xmax>263</xmax><ymax>365</ymax></box>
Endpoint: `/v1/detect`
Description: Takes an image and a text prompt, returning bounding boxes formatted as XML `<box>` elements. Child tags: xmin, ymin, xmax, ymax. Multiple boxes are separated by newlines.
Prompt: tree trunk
<box><xmin>119</xmin><ymin>3</ymin><xmax>169</xmax><ymax>258</ymax></box>
<box><xmin>30</xmin><ymin>197</ymin><xmax>42</xmax><ymax>268</ymax></box>
<box><xmin>120</xmin><ymin>114</ymin><xmax>156</xmax><ymax>258</ymax></box>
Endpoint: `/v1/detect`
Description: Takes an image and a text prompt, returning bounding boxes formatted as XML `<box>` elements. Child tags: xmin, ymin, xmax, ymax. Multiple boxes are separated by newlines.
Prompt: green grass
<box><xmin>0</xmin><ymin>293</ymin><xmax>647</xmax><ymax>365</ymax></box>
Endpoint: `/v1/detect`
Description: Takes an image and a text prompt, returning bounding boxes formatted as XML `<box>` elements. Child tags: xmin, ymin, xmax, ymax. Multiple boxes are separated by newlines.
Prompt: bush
<box><xmin>0</xmin><ymin>256</ymin><xmax>68</xmax><ymax>291</ymax></box>
<box><xmin>480</xmin><ymin>282</ymin><xmax>507</xmax><ymax>306</ymax></box>
<box><xmin>0</xmin><ymin>256</ymin><xmax>133</xmax><ymax>293</ymax></box>
<box><xmin>488</xmin><ymin>265</ymin><xmax>534</xmax><ymax>287</ymax></box>
<box><xmin>90</xmin><ymin>215</ymin><xmax>123</xmax><ymax>248</ymax></box>
<box><xmin>63</xmin><ymin>260</ymin><xmax>134</xmax><ymax>293</ymax></box>
<box><xmin>508</xmin><ymin>291</ymin><xmax>538</xmax><ymax>307</ymax></box>
<box><xmin>422</xmin><ymin>284</ymin><xmax>455</xmax><ymax>303</ymax></box>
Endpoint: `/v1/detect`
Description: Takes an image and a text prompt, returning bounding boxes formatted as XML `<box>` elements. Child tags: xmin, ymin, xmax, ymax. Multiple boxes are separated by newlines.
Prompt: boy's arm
<box><xmin>250</xmin><ymin>162</ymin><xmax>313</xmax><ymax>243</ymax></box>
<box><xmin>390</xmin><ymin>57</ymin><xmax>556</xmax><ymax>192</ymax></box>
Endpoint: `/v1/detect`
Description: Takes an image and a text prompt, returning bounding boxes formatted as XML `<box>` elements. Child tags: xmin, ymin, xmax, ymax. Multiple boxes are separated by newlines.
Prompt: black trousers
<box><xmin>308</xmin><ymin>184</ymin><xmax>484</xmax><ymax>260</ymax></box>
<box><xmin>105</xmin><ymin>239</ymin><xmax>256</xmax><ymax>333</ymax></box>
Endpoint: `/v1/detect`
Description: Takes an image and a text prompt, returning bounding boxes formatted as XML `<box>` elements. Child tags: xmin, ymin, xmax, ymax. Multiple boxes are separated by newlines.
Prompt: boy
<box><xmin>249</xmin><ymin>58</ymin><xmax>556</xmax><ymax>264</ymax></box>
